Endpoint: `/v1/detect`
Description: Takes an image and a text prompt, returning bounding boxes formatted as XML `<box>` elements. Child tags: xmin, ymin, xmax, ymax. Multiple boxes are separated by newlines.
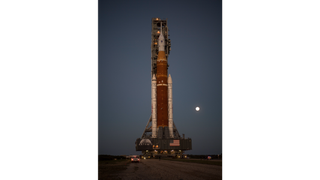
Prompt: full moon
<box><xmin>195</xmin><ymin>107</ymin><xmax>200</xmax><ymax>111</ymax></box>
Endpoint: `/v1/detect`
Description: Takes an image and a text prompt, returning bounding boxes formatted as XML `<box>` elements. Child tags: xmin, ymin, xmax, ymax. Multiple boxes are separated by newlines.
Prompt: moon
<box><xmin>195</xmin><ymin>107</ymin><xmax>200</xmax><ymax>111</ymax></box>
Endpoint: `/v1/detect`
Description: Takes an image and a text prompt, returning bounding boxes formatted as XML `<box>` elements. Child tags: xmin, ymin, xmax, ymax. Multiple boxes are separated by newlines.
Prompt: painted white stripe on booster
<box><xmin>152</xmin><ymin>74</ymin><xmax>157</xmax><ymax>138</ymax></box>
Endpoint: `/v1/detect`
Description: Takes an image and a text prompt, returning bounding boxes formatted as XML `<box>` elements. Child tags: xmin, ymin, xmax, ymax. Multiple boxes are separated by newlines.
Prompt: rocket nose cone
<box><xmin>159</xmin><ymin>33</ymin><xmax>164</xmax><ymax>40</ymax></box>
<box><xmin>152</xmin><ymin>74</ymin><xmax>156</xmax><ymax>80</ymax></box>
<box><xmin>168</xmin><ymin>74</ymin><xmax>172</xmax><ymax>83</ymax></box>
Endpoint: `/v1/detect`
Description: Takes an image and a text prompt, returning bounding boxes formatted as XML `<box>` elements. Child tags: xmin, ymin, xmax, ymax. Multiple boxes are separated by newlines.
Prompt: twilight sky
<box><xmin>98</xmin><ymin>0</ymin><xmax>222</xmax><ymax>155</ymax></box>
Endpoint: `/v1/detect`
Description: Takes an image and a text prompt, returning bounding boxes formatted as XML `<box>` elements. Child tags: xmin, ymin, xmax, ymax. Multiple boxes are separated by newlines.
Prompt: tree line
<box><xmin>186</xmin><ymin>154</ymin><xmax>222</xmax><ymax>159</ymax></box>
<box><xmin>98</xmin><ymin>154</ymin><xmax>222</xmax><ymax>160</ymax></box>
<box><xmin>98</xmin><ymin>155</ymin><xmax>126</xmax><ymax>161</ymax></box>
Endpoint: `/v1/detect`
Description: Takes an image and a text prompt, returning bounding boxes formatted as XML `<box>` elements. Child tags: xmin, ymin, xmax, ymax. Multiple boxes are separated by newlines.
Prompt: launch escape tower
<box><xmin>151</xmin><ymin>18</ymin><xmax>170</xmax><ymax>77</ymax></box>
<box><xmin>135</xmin><ymin>18</ymin><xmax>192</xmax><ymax>158</ymax></box>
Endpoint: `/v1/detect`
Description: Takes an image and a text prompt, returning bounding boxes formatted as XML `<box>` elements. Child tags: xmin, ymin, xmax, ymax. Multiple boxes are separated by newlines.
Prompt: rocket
<box><xmin>136</xmin><ymin>19</ymin><xmax>192</xmax><ymax>153</ymax></box>
<box><xmin>151</xmin><ymin>23</ymin><xmax>174</xmax><ymax>138</ymax></box>
<box><xmin>156</xmin><ymin>25</ymin><xmax>168</xmax><ymax>127</ymax></box>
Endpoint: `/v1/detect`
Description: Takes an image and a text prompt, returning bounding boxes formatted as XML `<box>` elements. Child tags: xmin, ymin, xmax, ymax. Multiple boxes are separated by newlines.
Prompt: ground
<box><xmin>99</xmin><ymin>158</ymin><xmax>222</xmax><ymax>180</ymax></box>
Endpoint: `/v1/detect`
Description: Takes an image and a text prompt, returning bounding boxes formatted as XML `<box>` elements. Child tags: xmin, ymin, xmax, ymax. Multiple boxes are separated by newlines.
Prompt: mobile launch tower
<box><xmin>135</xmin><ymin>18</ymin><xmax>192</xmax><ymax>158</ymax></box>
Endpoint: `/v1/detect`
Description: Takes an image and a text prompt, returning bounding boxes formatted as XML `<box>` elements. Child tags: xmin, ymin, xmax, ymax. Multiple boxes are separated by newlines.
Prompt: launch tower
<box><xmin>135</xmin><ymin>18</ymin><xmax>192</xmax><ymax>158</ymax></box>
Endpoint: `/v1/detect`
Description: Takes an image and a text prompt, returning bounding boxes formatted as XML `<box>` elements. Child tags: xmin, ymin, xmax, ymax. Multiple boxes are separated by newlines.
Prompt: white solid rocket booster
<box><xmin>168</xmin><ymin>74</ymin><xmax>173</xmax><ymax>138</ymax></box>
<box><xmin>151</xmin><ymin>74</ymin><xmax>157</xmax><ymax>138</ymax></box>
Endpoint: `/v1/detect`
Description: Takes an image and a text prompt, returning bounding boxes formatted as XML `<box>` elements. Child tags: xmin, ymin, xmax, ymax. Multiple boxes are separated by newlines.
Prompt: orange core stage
<box><xmin>156</xmin><ymin>51</ymin><xmax>168</xmax><ymax>127</ymax></box>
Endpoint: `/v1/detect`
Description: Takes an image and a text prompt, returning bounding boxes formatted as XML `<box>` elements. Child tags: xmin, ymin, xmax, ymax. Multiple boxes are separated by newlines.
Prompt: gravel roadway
<box><xmin>117</xmin><ymin>159</ymin><xmax>222</xmax><ymax>180</ymax></box>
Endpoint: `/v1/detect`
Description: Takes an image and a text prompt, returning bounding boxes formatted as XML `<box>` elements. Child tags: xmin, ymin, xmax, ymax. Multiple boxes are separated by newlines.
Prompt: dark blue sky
<box><xmin>99</xmin><ymin>0</ymin><xmax>222</xmax><ymax>155</ymax></box>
